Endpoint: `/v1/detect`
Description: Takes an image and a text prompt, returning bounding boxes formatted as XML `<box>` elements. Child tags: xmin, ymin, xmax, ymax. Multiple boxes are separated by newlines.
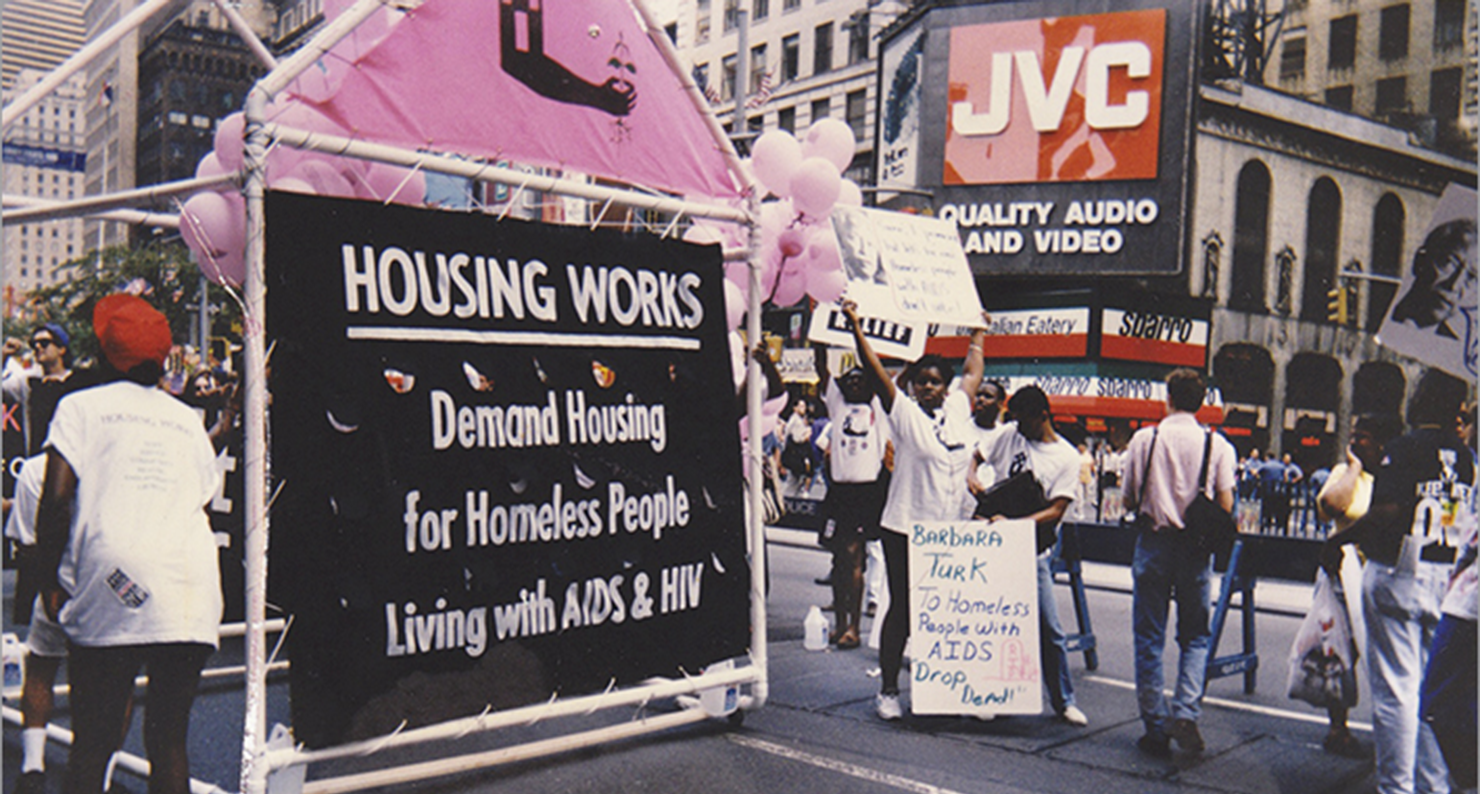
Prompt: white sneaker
<box><xmin>1060</xmin><ymin>705</ymin><xmax>1088</xmax><ymax>726</ymax></box>
<box><xmin>876</xmin><ymin>693</ymin><xmax>903</xmax><ymax>721</ymax></box>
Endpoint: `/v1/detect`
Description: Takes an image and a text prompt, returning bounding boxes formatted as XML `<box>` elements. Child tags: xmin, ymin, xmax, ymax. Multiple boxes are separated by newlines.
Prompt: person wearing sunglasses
<box><xmin>3</xmin><ymin>323</ymin><xmax>104</xmax><ymax>458</ymax></box>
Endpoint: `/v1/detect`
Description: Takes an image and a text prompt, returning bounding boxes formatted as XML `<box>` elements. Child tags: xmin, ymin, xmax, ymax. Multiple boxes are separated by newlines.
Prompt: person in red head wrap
<box><xmin>31</xmin><ymin>294</ymin><xmax>222</xmax><ymax>794</ymax></box>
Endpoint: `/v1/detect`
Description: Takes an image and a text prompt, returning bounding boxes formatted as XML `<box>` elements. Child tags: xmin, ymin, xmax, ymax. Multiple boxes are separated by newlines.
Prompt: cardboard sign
<box><xmin>1377</xmin><ymin>184</ymin><xmax>1478</xmax><ymax>380</ymax></box>
<box><xmin>266</xmin><ymin>192</ymin><xmax>749</xmax><ymax>747</ymax></box>
<box><xmin>907</xmin><ymin>519</ymin><xmax>1042</xmax><ymax>716</ymax></box>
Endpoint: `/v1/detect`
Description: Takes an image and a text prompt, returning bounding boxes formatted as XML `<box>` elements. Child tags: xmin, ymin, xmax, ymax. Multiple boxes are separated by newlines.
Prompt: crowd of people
<box><xmin>2</xmin><ymin>299</ymin><xmax>231</xmax><ymax>794</ymax></box>
<box><xmin>762</xmin><ymin>304</ymin><xmax>1475</xmax><ymax>792</ymax></box>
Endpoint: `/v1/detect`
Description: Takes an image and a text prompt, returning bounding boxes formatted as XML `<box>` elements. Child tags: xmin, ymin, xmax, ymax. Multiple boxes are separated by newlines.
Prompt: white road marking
<box><xmin>728</xmin><ymin>734</ymin><xmax>974</xmax><ymax>794</ymax></box>
<box><xmin>1085</xmin><ymin>675</ymin><xmax>1373</xmax><ymax>732</ymax></box>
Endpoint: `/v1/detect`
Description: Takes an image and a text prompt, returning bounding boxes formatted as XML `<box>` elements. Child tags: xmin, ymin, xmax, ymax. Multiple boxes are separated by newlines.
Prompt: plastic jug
<box><xmin>803</xmin><ymin>605</ymin><xmax>828</xmax><ymax>651</ymax></box>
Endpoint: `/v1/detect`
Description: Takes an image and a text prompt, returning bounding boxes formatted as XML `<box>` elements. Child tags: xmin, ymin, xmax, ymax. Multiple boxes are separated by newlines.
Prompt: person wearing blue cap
<box><xmin>3</xmin><ymin>322</ymin><xmax>104</xmax><ymax>458</ymax></box>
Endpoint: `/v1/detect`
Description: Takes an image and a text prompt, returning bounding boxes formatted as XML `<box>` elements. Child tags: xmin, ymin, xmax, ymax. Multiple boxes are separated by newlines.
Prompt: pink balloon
<box><xmin>270</xmin><ymin>176</ymin><xmax>316</xmax><ymax>194</ymax></box>
<box><xmin>750</xmin><ymin>131</ymin><xmax>802</xmax><ymax>198</ymax></box>
<box><xmin>807</xmin><ymin>229</ymin><xmax>843</xmax><ymax>274</ymax></box>
<box><xmin>199</xmin><ymin>246</ymin><xmax>245</xmax><ymax>288</ymax></box>
<box><xmin>180</xmin><ymin>192</ymin><xmax>244</xmax><ymax>259</ymax></box>
<box><xmin>760</xmin><ymin>246</ymin><xmax>783</xmax><ymax>295</ymax></box>
<box><xmin>772</xmin><ymin>267</ymin><xmax>808</xmax><ymax>306</ymax></box>
<box><xmin>836</xmin><ymin>179</ymin><xmax>864</xmax><ymax>207</ymax></box>
<box><xmin>806</xmin><ymin>266</ymin><xmax>848</xmax><ymax>304</ymax></box>
<box><xmin>724</xmin><ymin>260</ymin><xmax>751</xmax><ymax>291</ymax></box>
<box><xmin>801</xmin><ymin>118</ymin><xmax>856</xmax><ymax>173</ymax></box>
<box><xmin>195</xmin><ymin>153</ymin><xmax>227</xmax><ymax>180</ymax></box>
<box><xmin>790</xmin><ymin>158</ymin><xmax>842</xmax><ymax>220</ymax></box>
<box><xmin>213</xmin><ymin>112</ymin><xmax>245</xmax><ymax>172</ymax></box>
<box><xmin>684</xmin><ymin>225</ymin><xmax>724</xmax><ymax>245</ymax></box>
<box><xmin>778</xmin><ymin>227</ymin><xmax>808</xmax><ymax>258</ymax></box>
<box><xmin>724</xmin><ymin>278</ymin><xmax>746</xmax><ymax>330</ymax></box>
<box><xmin>360</xmin><ymin>161</ymin><xmax>426</xmax><ymax>205</ymax></box>
<box><xmin>290</xmin><ymin>159</ymin><xmax>356</xmax><ymax>198</ymax></box>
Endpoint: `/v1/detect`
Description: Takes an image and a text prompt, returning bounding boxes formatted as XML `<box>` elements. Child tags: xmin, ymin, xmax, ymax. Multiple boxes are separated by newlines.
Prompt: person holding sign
<box><xmin>969</xmin><ymin>385</ymin><xmax>1089</xmax><ymax>727</ymax></box>
<box><xmin>838</xmin><ymin>301</ymin><xmax>987</xmax><ymax>722</ymax></box>
<box><xmin>816</xmin><ymin>349</ymin><xmax>891</xmax><ymax>650</ymax></box>
<box><xmin>1120</xmin><ymin>369</ymin><xmax>1236</xmax><ymax>758</ymax></box>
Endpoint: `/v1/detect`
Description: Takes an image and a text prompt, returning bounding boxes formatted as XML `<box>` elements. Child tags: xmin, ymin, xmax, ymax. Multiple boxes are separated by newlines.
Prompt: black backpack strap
<box><xmin>1137</xmin><ymin>428</ymin><xmax>1158</xmax><ymax>508</ymax></box>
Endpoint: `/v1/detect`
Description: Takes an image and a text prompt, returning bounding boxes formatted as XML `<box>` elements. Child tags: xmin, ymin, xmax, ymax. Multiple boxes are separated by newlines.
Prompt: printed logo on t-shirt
<box><xmin>1413</xmin><ymin>448</ymin><xmax>1475</xmax><ymax>547</ymax></box>
<box><xmin>106</xmin><ymin>568</ymin><xmax>150</xmax><ymax>608</ymax></box>
<box><xmin>1008</xmin><ymin>451</ymin><xmax>1030</xmax><ymax>478</ymax></box>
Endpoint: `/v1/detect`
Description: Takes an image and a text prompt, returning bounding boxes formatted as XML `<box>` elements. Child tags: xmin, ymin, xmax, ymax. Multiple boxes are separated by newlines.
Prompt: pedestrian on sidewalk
<box><xmin>1324</xmin><ymin>368</ymin><xmax>1471</xmax><ymax>794</ymax></box>
<box><xmin>970</xmin><ymin>385</ymin><xmax>1089</xmax><ymax>727</ymax></box>
<box><xmin>1120</xmin><ymin>368</ymin><xmax>1236</xmax><ymax>758</ymax></box>
<box><xmin>1314</xmin><ymin>412</ymin><xmax>1403</xmax><ymax>759</ymax></box>
<box><xmin>839</xmin><ymin>301</ymin><xmax>986</xmax><ymax>722</ymax></box>
<box><xmin>31</xmin><ymin>295</ymin><xmax>223</xmax><ymax>794</ymax></box>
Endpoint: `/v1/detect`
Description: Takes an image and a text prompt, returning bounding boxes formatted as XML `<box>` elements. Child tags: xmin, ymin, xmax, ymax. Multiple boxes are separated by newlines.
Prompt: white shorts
<box><xmin>25</xmin><ymin>596</ymin><xmax>68</xmax><ymax>658</ymax></box>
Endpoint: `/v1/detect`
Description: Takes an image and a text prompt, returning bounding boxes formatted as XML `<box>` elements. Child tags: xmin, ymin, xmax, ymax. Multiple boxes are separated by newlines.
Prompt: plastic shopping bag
<box><xmin>1286</xmin><ymin>569</ymin><xmax>1358</xmax><ymax>709</ymax></box>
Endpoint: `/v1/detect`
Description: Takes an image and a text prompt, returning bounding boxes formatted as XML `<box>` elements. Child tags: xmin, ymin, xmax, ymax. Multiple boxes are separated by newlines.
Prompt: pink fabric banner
<box><xmin>298</xmin><ymin>0</ymin><xmax>741</xmax><ymax>200</ymax></box>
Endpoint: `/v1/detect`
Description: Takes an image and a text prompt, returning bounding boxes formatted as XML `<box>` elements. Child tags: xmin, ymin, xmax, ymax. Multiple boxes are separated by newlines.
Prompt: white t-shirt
<box><xmin>3</xmin><ymin>454</ymin><xmax>44</xmax><ymax>544</ymax></box>
<box><xmin>881</xmin><ymin>389</ymin><xmax>975</xmax><ymax>533</ymax></box>
<box><xmin>45</xmin><ymin>381</ymin><xmax>222</xmax><ymax>648</ymax></box>
<box><xmin>965</xmin><ymin>422</ymin><xmax>1009</xmax><ymax>516</ymax></box>
<box><xmin>976</xmin><ymin>423</ymin><xmax>1082</xmax><ymax>515</ymax></box>
<box><xmin>822</xmin><ymin>380</ymin><xmax>888</xmax><ymax>484</ymax></box>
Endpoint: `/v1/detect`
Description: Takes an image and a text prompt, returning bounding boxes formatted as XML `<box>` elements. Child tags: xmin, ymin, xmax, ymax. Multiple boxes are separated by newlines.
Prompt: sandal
<box><xmin>835</xmin><ymin>628</ymin><xmax>860</xmax><ymax>649</ymax></box>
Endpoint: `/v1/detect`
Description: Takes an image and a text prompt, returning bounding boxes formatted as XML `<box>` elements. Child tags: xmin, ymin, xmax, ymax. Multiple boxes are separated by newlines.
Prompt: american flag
<box><xmin>98</xmin><ymin>80</ymin><xmax>113</xmax><ymax>108</ymax></box>
<box><xmin>745</xmin><ymin>71</ymin><xmax>775</xmax><ymax>109</ymax></box>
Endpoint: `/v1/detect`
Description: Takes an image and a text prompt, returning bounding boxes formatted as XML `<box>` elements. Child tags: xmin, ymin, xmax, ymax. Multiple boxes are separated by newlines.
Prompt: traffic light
<box><xmin>1326</xmin><ymin>285</ymin><xmax>1349</xmax><ymax>324</ymax></box>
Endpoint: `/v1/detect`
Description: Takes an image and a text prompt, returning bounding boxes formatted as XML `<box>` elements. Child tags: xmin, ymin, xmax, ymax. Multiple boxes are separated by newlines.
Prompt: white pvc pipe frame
<box><xmin>0</xmin><ymin>1</ymin><xmax>768</xmax><ymax>790</ymax></box>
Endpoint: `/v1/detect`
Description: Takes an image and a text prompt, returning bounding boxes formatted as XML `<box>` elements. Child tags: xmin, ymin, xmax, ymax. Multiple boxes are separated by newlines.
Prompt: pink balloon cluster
<box><xmin>684</xmin><ymin>120</ymin><xmax>863</xmax><ymax>330</ymax></box>
<box><xmin>181</xmin><ymin>98</ymin><xmax>427</xmax><ymax>287</ymax></box>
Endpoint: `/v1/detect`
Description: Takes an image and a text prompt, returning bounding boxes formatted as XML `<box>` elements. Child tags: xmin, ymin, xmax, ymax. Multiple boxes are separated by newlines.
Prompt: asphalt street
<box><xmin>4</xmin><ymin>532</ymin><xmax>1379</xmax><ymax>794</ymax></box>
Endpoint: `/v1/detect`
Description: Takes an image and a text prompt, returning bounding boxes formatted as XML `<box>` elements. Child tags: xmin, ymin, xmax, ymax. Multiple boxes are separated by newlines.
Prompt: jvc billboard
<box><xmin>878</xmin><ymin>0</ymin><xmax>1200</xmax><ymax>276</ymax></box>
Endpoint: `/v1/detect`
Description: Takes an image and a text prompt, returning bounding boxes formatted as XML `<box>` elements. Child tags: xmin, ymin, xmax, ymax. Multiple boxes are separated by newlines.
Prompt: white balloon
<box><xmin>836</xmin><ymin>179</ymin><xmax>864</xmax><ymax>207</ymax></box>
<box><xmin>801</xmin><ymin>118</ymin><xmax>856</xmax><ymax>173</ymax></box>
<box><xmin>724</xmin><ymin>278</ymin><xmax>746</xmax><ymax>330</ymax></box>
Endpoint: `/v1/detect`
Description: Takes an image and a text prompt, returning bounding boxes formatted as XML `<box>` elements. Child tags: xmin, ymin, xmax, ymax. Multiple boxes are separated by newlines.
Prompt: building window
<box><xmin>1434</xmin><ymin>0</ymin><xmax>1464</xmax><ymax>49</ymax></box>
<box><xmin>783</xmin><ymin>0</ymin><xmax>799</xmax><ymax>12</ymax></box>
<box><xmin>1367</xmin><ymin>193</ymin><xmax>1405</xmax><ymax>332</ymax></box>
<box><xmin>721</xmin><ymin>54</ymin><xmax>738</xmax><ymax>101</ymax></box>
<box><xmin>696</xmin><ymin>0</ymin><xmax>711</xmax><ymax>43</ymax></box>
<box><xmin>1301</xmin><ymin>177</ymin><xmax>1342</xmax><ymax>323</ymax></box>
<box><xmin>1328</xmin><ymin>15</ymin><xmax>1357</xmax><ymax>70</ymax></box>
<box><xmin>1379</xmin><ymin>4</ymin><xmax>1409</xmax><ymax>61</ymax></box>
<box><xmin>811</xmin><ymin>97</ymin><xmax>830</xmax><ymax>122</ymax></box>
<box><xmin>1279</xmin><ymin>37</ymin><xmax>1306</xmax><ymax>80</ymax></box>
<box><xmin>750</xmin><ymin>44</ymin><xmax>768</xmax><ymax>96</ymax></box>
<box><xmin>754</xmin><ymin>0</ymin><xmax>768</xmax><ymax>21</ymax></box>
<box><xmin>664</xmin><ymin>22</ymin><xmax>678</xmax><ymax>43</ymax></box>
<box><xmin>778</xmin><ymin>105</ymin><xmax>796</xmax><ymax>133</ymax></box>
<box><xmin>693</xmin><ymin>63</ymin><xmax>710</xmax><ymax>97</ymax></box>
<box><xmin>1375</xmin><ymin>75</ymin><xmax>1407</xmax><ymax>115</ymax></box>
<box><xmin>781</xmin><ymin>34</ymin><xmax>800</xmax><ymax>81</ymax></box>
<box><xmin>748</xmin><ymin>116</ymin><xmax>764</xmax><ymax>134</ymax></box>
<box><xmin>723</xmin><ymin>0</ymin><xmax>739</xmax><ymax>32</ymax></box>
<box><xmin>847</xmin><ymin>12</ymin><xmax>870</xmax><ymax>64</ymax></box>
<box><xmin>814</xmin><ymin>22</ymin><xmax>834</xmax><ymax>75</ymax></box>
<box><xmin>845</xmin><ymin>89</ymin><xmax>867</xmax><ymax>141</ymax></box>
<box><xmin>1230</xmin><ymin>160</ymin><xmax>1271</xmax><ymax>313</ymax></box>
<box><xmin>1431</xmin><ymin>67</ymin><xmax>1462</xmax><ymax>119</ymax></box>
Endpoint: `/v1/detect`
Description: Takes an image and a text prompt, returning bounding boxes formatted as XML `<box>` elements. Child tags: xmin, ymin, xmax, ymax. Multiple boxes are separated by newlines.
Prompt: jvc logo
<box><xmin>952</xmin><ymin>42</ymin><xmax>1153</xmax><ymax>137</ymax></box>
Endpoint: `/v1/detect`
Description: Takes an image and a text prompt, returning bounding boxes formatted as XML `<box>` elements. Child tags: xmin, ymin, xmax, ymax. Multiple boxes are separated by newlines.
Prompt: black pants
<box><xmin>879</xmin><ymin>530</ymin><xmax>910</xmax><ymax>693</ymax></box>
<box><xmin>66</xmin><ymin>642</ymin><xmax>211</xmax><ymax>794</ymax></box>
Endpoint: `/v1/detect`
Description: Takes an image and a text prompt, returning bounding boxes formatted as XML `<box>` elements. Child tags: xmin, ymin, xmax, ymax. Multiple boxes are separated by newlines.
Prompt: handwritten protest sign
<box><xmin>908</xmin><ymin>519</ymin><xmax>1041</xmax><ymax>716</ymax></box>
<box><xmin>809</xmin><ymin>206</ymin><xmax>983</xmax><ymax>360</ymax></box>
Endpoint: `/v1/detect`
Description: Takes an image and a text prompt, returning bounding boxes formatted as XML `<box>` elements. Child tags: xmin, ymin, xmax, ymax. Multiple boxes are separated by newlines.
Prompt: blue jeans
<box><xmin>1364</xmin><ymin>551</ymin><xmax>1451</xmax><ymax>794</ymax></box>
<box><xmin>1037</xmin><ymin>552</ymin><xmax>1075</xmax><ymax>713</ymax></box>
<box><xmin>1132</xmin><ymin>528</ymin><xmax>1211</xmax><ymax>734</ymax></box>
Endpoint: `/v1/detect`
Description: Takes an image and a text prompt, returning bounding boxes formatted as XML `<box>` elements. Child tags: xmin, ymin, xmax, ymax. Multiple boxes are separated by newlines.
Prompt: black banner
<box><xmin>266</xmin><ymin>193</ymin><xmax>749</xmax><ymax>747</ymax></box>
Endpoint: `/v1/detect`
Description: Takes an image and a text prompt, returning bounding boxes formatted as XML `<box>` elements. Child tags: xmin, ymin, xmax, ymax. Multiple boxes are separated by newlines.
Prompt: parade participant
<box><xmin>1121</xmin><ymin>368</ymin><xmax>1236</xmax><ymax>757</ymax></box>
<box><xmin>1324</xmin><ymin>368</ymin><xmax>1472</xmax><ymax>794</ymax></box>
<box><xmin>964</xmin><ymin>379</ymin><xmax>1009</xmax><ymax>516</ymax></box>
<box><xmin>2</xmin><ymin>324</ymin><xmax>101</xmax><ymax>457</ymax></box>
<box><xmin>32</xmin><ymin>295</ymin><xmax>223</xmax><ymax>794</ymax></box>
<box><xmin>839</xmin><ymin>300</ymin><xmax>987</xmax><ymax>721</ymax></box>
<box><xmin>971</xmin><ymin>385</ymin><xmax>1089</xmax><ymax>726</ymax></box>
<box><xmin>816</xmin><ymin>348</ymin><xmax>890</xmax><ymax>650</ymax></box>
<box><xmin>1315</xmin><ymin>412</ymin><xmax>1403</xmax><ymax>758</ymax></box>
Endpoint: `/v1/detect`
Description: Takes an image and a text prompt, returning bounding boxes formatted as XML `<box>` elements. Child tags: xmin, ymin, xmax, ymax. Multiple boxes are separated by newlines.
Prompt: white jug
<box><xmin>803</xmin><ymin>605</ymin><xmax>828</xmax><ymax>651</ymax></box>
